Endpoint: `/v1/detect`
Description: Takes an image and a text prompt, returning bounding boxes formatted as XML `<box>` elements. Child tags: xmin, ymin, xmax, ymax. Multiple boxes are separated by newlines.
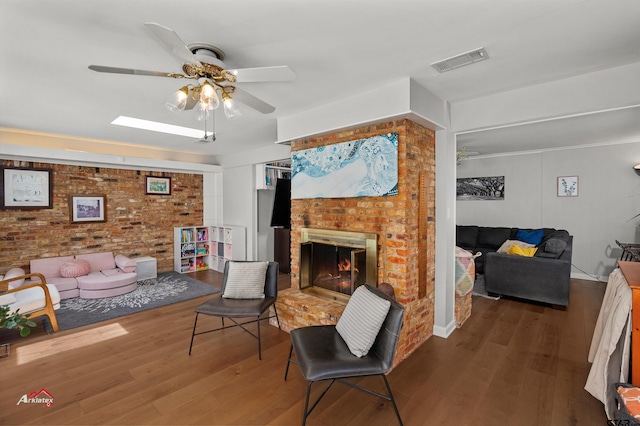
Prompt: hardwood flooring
<box><xmin>0</xmin><ymin>272</ymin><xmax>609</xmax><ymax>425</ymax></box>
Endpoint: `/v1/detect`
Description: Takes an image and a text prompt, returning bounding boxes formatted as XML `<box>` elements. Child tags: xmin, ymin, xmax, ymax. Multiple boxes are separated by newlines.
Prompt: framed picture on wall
<box><xmin>145</xmin><ymin>176</ymin><xmax>172</xmax><ymax>195</ymax></box>
<box><xmin>0</xmin><ymin>166</ymin><xmax>53</xmax><ymax>209</ymax></box>
<box><xmin>557</xmin><ymin>176</ymin><xmax>579</xmax><ymax>197</ymax></box>
<box><xmin>70</xmin><ymin>194</ymin><xmax>107</xmax><ymax>223</ymax></box>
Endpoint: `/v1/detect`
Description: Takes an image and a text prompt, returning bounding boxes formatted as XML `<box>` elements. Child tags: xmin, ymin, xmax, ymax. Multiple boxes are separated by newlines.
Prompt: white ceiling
<box><xmin>1</xmin><ymin>0</ymin><xmax>640</xmax><ymax>165</ymax></box>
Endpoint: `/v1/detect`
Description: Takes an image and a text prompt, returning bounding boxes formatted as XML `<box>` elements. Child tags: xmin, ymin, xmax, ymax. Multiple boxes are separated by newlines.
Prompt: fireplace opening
<box><xmin>300</xmin><ymin>228</ymin><xmax>377</xmax><ymax>301</ymax></box>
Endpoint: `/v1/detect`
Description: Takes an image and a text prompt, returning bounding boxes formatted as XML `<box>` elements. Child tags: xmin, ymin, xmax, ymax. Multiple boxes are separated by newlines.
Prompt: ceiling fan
<box><xmin>88</xmin><ymin>22</ymin><xmax>295</xmax><ymax>122</ymax></box>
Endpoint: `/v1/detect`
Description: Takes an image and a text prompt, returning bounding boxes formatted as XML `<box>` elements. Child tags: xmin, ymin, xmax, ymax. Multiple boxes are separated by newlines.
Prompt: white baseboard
<box><xmin>433</xmin><ymin>320</ymin><xmax>457</xmax><ymax>338</ymax></box>
<box><xmin>571</xmin><ymin>271</ymin><xmax>608</xmax><ymax>282</ymax></box>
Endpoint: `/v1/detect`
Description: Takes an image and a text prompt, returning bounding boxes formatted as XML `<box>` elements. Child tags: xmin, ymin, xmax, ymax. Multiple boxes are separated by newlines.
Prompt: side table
<box><xmin>133</xmin><ymin>256</ymin><xmax>157</xmax><ymax>281</ymax></box>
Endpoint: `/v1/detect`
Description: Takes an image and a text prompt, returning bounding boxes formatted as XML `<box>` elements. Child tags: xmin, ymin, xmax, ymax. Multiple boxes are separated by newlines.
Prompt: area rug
<box><xmin>472</xmin><ymin>274</ymin><xmax>500</xmax><ymax>300</ymax></box>
<box><xmin>46</xmin><ymin>272</ymin><xmax>220</xmax><ymax>331</ymax></box>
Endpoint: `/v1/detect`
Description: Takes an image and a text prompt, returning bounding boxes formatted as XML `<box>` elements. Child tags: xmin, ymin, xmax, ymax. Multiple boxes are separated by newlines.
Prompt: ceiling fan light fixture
<box><xmin>198</xmin><ymin>80</ymin><xmax>219</xmax><ymax>110</ymax></box>
<box><xmin>222</xmin><ymin>91</ymin><xmax>241</xmax><ymax>119</ymax></box>
<box><xmin>165</xmin><ymin>85</ymin><xmax>189</xmax><ymax>112</ymax></box>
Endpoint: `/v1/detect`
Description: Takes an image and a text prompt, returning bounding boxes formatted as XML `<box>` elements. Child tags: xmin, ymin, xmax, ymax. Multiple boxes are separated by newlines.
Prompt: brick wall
<box><xmin>277</xmin><ymin>118</ymin><xmax>436</xmax><ymax>365</ymax></box>
<box><xmin>0</xmin><ymin>159</ymin><xmax>204</xmax><ymax>274</ymax></box>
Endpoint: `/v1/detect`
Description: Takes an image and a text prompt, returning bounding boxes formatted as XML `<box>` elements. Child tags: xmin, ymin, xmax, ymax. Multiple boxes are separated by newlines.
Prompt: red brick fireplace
<box><xmin>274</xmin><ymin>119</ymin><xmax>435</xmax><ymax>366</ymax></box>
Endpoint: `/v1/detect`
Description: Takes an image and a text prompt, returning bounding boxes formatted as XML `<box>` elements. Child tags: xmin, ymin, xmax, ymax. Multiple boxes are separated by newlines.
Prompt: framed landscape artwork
<box><xmin>456</xmin><ymin>176</ymin><xmax>505</xmax><ymax>201</ymax></box>
<box><xmin>145</xmin><ymin>176</ymin><xmax>172</xmax><ymax>195</ymax></box>
<box><xmin>70</xmin><ymin>194</ymin><xmax>107</xmax><ymax>223</ymax></box>
<box><xmin>0</xmin><ymin>166</ymin><xmax>53</xmax><ymax>209</ymax></box>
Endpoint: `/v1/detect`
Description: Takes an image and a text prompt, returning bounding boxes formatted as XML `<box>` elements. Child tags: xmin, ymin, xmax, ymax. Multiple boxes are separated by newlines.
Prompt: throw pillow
<box><xmin>3</xmin><ymin>267</ymin><xmax>26</xmax><ymax>289</ymax></box>
<box><xmin>617</xmin><ymin>386</ymin><xmax>640</xmax><ymax>419</ymax></box>
<box><xmin>515</xmin><ymin>229</ymin><xmax>544</xmax><ymax>246</ymax></box>
<box><xmin>507</xmin><ymin>245</ymin><xmax>538</xmax><ymax>257</ymax></box>
<box><xmin>336</xmin><ymin>286</ymin><xmax>391</xmax><ymax>358</ymax></box>
<box><xmin>497</xmin><ymin>239</ymin><xmax>536</xmax><ymax>254</ymax></box>
<box><xmin>535</xmin><ymin>238</ymin><xmax>569</xmax><ymax>259</ymax></box>
<box><xmin>60</xmin><ymin>259</ymin><xmax>91</xmax><ymax>278</ymax></box>
<box><xmin>222</xmin><ymin>261</ymin><xmax>268</xmax><ymax>299</ymax></box>
<box><xmin>115</xmin><ymin>255</ymin><xmax>137</xmax><ymax>273</ymax></box>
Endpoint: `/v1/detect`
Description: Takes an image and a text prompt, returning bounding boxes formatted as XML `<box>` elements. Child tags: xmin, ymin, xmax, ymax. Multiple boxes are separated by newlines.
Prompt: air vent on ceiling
<box><xmin>431</xmin><ymin>47</ymin><xmax>489</xmax><ymax>73</ymax></box>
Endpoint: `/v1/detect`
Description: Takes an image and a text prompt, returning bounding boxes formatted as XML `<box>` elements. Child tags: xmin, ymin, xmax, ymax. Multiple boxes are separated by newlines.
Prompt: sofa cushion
<box><xmin>456</xmin><ymin>226</ymin><xmax>478</xmax><ymax>249</ymax></box>
<box><xmin>101</xmin><ymin>268</ymin><xmax>122</xmax><ymax>277</ymax></box>
<box><xmin>77</xmin><ymin>252</ymin><xmax>116</xmax><ymax>273</ymax></box>
<box><xmin>477</xmin><ymin>227</ymin><xmax>512</xmax><ymax>249</ymax></box>
<box><xmin>114</xmin><ymin>255</ymin><xmax>136</xmax><ymax>273</ymax></box>
<box><xmin>0</xmin><ymin>293</ymin><xmax>17</xmax><ymax>304</ymax></box>
<box><xmin>336</xmin><ymin>285</ymin><xmax>391</xmax><ymax>358</ymax></box>
<box><xmin>31</xmin><ymin>256</ymin><xmax>74</xmax><ymax>279</ymax></box>
<box><xmin>4</xmin><ymin>267</ymin><xmax>26</xmax><ymax>289</ymax></box>
<box><xmin>60</xmin><ymin>259</ymin><xmax>91</xmax><ymax>278</ymax></box>
<box><xmin>46</xmin><ymin>277</ymin><xmax>80</xmax><ymax>292</ymax></box>
<box><xmin>516</xmin><ymin>228</ymin><xmax>545</xmax><ymax>246</ymax></box>
<box><xmin>497</xmin><ymin>239</ymin><xmax>536</xmax><ymax>254</ymax></box>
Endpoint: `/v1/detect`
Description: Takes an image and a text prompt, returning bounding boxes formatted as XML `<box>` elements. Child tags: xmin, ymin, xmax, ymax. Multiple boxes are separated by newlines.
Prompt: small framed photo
<box><xmin>1</xmin><ymin>166</ymin><xmax>53</xmax><ymax>209</ymax></box>
<box><xmin>70</xmin><ymin>195</ymin><xmax>107</xmax><ymax>223</ymax></box>
<box><xmin>145</xmin><ymin>176</ymin><xmax>172</xmax><ymax>195</ymax></box>
<box><xmin>557</xmin><ymin>176</ymin><xmax>579</xmax><ymax>197</ymax></box>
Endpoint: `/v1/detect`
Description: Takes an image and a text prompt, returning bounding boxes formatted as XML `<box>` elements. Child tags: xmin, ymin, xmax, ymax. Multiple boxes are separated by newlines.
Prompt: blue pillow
<box><xmin>516</xmin><ymin>229</ymin><xmax>544</xmax><ymax>246</ymax></box>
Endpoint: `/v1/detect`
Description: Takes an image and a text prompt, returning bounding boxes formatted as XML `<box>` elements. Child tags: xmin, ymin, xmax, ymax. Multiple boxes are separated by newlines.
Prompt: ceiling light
<box><xmin>166</xmin><ymin>85</ymin><xmax>189</xmax><ymax>112</ymax></box>
<box><xmin>112</xmin><ymin>116</ymin><xmax>203</xmax><ymax>138</ymax></box>
<box><xmin>222</xmin><ymin>90</ymin><xmax>241</xmax><ymax>120</ymax></box>
<box><xmin>164</xmin><ymin>77</ymin><xmax>239</xmax><ymax>119</ymax></box>
<box><xmin>634</xmin><ymin>163</ymin><xmax>640</xmax><ymax>176</ymax></box>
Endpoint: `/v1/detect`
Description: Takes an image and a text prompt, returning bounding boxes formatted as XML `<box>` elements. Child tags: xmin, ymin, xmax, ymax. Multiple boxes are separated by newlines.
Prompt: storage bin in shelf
<box><xmin>209</xmin><ymin>225</ymin><xmax>246</xmax><ymax>272</ymax></box>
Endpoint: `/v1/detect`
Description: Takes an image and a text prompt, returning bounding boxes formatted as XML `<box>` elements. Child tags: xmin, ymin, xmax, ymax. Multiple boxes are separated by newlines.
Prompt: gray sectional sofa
<box><xmin>456</xmin><ymin>225</ymin><xmax>573</xmax><ymax>308</ymax></box>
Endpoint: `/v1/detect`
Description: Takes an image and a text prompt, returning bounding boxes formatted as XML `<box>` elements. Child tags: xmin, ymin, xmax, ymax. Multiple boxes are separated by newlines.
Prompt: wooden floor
<box><xmin>0</xmin><ymin>272</ymin><xmax>609</xmax><ymax>425</ymax></box>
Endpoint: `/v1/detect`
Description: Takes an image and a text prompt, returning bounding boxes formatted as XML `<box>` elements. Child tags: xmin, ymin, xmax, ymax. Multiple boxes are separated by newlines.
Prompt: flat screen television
<box><xmin>270</xmin><ymin>178</ymin><xmax>291</xmax><ymax>229</ymax></box>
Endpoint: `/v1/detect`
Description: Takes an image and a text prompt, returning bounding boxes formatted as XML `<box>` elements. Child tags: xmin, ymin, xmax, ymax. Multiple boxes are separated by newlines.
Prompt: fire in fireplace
<box><xmin>300</xmin><ymin>228</ymin><xmax>377</xmax><ymax>300</ymax></box>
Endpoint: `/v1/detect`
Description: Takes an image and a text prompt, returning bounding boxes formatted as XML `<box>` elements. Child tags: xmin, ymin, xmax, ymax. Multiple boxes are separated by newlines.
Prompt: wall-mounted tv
<box><xmin>270</xmin><ymin>178</ymin><xmax>291</xmax><ymax>229</ymax></box>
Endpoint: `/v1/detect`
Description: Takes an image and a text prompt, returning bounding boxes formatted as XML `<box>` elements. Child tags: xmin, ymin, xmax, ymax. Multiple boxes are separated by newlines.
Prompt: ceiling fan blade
<box><xmin>227</xmin><ymin>66</ymin><xmax>296</xmax><ymax>83</ymax></box>
<box><xmin>232</xmin><ymin>87</ymin><xmax>276</xmax><ymax>114</ymax></box>
<box><xmin>144</xmin><ymin>22</ymin><xmax>201</xmax><ymax>68</ymax></box>
<box><xmin>88</xmin><ymin>65</ymin><xmax>186</xmax><ymax>78</ymax></box>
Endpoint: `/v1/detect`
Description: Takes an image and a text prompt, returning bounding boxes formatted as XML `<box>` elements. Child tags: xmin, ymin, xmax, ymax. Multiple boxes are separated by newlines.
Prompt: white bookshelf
<box><xmin>255</xmin><ymin>160</ymin><xmax>291</xmax><ymax>190</ymax></box>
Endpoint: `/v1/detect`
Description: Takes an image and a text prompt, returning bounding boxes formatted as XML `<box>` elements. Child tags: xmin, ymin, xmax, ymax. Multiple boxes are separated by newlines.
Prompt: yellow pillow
<box><xmin>507</xmin><ymin>245</ymin><xmax>538</xmax><ymax>257</ymax></box>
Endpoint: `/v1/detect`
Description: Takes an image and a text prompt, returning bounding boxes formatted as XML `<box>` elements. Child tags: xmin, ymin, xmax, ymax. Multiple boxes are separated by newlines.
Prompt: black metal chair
<box><xmin>188</xmin><ymin>261</ymin><xmax>280</xmax><ymax>360</ymax></box>
<box><xmin>284</xmin><ymin>284</ymin><xmax>405</xmax><ymax>425</ymax></box>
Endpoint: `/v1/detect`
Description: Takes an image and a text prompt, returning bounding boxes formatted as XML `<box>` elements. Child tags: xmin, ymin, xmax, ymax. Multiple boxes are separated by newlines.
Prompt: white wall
<box><xmin>256</xmin><ymin>189</ymin><xmax>276</xmax><ymax>261</ymax></box>
<box><xmin>457</xmin><ymin>141</ymin><xmax>640</xmax><ymax>280</ymax></box>
<box><xmin>222</xmin><ymin>164</ymin><xmax>256</xmax><ymax>260</ymax></box>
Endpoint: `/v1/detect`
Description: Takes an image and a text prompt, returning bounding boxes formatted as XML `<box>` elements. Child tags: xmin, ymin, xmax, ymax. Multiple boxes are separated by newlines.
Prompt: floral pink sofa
<box><xmin>29</xmin><ymin>252</ymin><xmax>138</xmax><ymax>299</ymax></box>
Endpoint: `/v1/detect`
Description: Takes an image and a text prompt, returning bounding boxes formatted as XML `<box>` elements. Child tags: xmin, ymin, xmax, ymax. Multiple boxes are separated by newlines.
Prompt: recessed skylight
<box><xmin>111</xmin><ymin>116</ymin><xmax>204</xmax><ymax>138</ymax></box>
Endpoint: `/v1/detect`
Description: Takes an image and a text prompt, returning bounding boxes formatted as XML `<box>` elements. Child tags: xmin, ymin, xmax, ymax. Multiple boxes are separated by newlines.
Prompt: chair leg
<box><xmin>382</xmin><ymin>375</ymin><xmax>404</xmax><ymax>426</ymax></box>
<box><xmin>284</xmin><ymin>343</ymin><xmax>294</xmax><ymax>381</ymax></box>
<box><xmin>46</xmin><ymin>312</ymin><xmax>59</xmax><ymax>333</ymax></box>
<box><xmin>188</xmin><ymin>313</ymin><xmax>199</xmax><ymax>355</ymax></box>
<box><xmin>273</xmin><ymin>305</ymin><xmax>281</xmax><ymax>329</ymax></box>
<box><xmin>302</xmin><ymin>381</ymin><xmax>313</xmax><ymax>426</ymax></box>
<box><xmin>257</xmin><ymin>314</ymin><xmax>263</xmax><ymax>360</ymax></box>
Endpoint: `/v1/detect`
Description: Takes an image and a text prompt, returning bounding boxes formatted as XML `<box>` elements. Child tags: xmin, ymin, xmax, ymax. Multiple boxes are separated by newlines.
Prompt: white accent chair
<box><xmin>1</xmin><ymin>268</ymin><xmax>60</xmax><ymax>332</ymax></box>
